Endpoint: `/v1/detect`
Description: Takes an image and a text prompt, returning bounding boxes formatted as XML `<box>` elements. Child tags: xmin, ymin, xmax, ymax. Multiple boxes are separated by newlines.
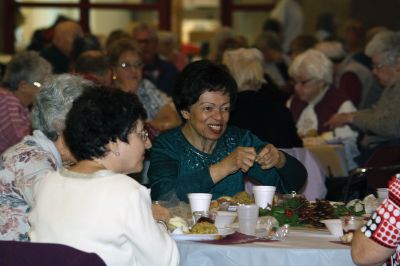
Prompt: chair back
<box><xmin>365</xmin><ymin>145</ymin><xmax>400</xmax><ymax>167</ymax></box>
<box><xmin>342</xmin><ymin>145</ymin><xmax>400</xmax><ymax>202</ymax></box>
<box><xmin>0</xmin><ymin>241</ymin><xmax>106</xmax><ymax>266</ymax></box>
<box><xmin>364</xmin><ymin>145</ymin><xmax>400</xmax><ymax>188</ymax></box>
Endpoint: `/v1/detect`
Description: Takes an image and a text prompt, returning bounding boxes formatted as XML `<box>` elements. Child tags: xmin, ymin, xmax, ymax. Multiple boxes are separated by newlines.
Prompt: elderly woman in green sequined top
<box><xmin>148</xmin><ymin>60</ymin><xmax>307</xmax><ymax>202</ymax></box>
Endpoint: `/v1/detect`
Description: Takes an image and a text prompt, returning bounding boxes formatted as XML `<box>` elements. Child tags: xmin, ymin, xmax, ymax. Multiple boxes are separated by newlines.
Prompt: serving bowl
<box><xmin>320</xmin><ymin>219</ymin><xmax>343</xmax><ymax>237</ymax></box>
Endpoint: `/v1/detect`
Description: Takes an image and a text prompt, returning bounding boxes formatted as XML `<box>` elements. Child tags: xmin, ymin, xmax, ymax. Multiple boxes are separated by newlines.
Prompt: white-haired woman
<box><xmin>287</xmin><ymin>49</ymin><xmax>359</xmax><ymax>169</ymax></box>
<box><xmin>0</xmin><ymin>74</ymin><xmax>88</xmax><ymax>241</ymax></box>
<box><xmin>0</xmin><ymin>51</ymin><xmax>52</xmax><ymax>154</ymax></box>
<box><xmin>287</xmin><ymin>49</ymin><xmax>358</xmax><ymax>139</ymax></box>
<box><xmin>223</xmin><ymin>48</ymin><xmax>302</xmax><ymax>148</ymax></box>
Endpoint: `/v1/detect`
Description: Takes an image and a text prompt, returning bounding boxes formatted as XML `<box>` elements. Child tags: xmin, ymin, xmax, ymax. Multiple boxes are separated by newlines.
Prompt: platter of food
<box><xmin>210</xmin><ymin>191</ymin><xmax>254</xmax><ymax>212</ymax></box>
<box><xmin>168</xmin><ymin>216</ymin><xmax>235</xmax><ymax>241</ymax></box>
<box><xmin>171</xmin><ymin>227</ymin><xmax>235</xmax><ymax>241</ymax></box>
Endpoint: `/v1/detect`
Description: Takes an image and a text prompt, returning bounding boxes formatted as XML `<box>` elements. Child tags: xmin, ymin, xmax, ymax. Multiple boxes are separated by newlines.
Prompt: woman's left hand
<box><xmin>255</xmin><ymin>144</ymin><xmax>285</xmax><ymax>169</ymax></box>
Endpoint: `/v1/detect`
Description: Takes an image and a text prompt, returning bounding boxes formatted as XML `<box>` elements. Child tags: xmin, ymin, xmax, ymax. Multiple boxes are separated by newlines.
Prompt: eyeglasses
<box><xmin>33</xmin><ymin>81</ymin><xmax>42</xmax><ymax>88</ymax></box>
<box><xmin>119</xmin><ymin>61</ymin><xmax>144</xmax><ymax>70</ymax></box>
<box><xmin>293</xmin><ymin>78</ymin><xmax>314</xmax><ymax>87</ymax></box>
<box><xmin>136</xmin><ymin>129</ymin><xmax>149</xmax><ymax>142</ymax></box>
<box><xmin>372</xmin><ymin>62</ymin><xmax>385</xmax><ymax>70</ymax></box>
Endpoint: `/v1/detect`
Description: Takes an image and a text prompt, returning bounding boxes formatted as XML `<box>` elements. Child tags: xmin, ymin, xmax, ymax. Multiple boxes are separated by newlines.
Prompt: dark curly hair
<box><xmin>172</xmin><ymin>59</ymin><xmax>238</xmax><ymax>118</ymax></box>
<box><xmin>64</xmin><ymin>86</ymin><xmax>147</xmax><ymax>161</ymax></box>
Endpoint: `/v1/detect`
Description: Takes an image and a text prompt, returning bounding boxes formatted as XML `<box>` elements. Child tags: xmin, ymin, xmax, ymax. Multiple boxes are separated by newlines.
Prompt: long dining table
<box><xmin>176</xmin><ymin>228</ymin><xmax>356</xmax><ymax>266</ymax></box>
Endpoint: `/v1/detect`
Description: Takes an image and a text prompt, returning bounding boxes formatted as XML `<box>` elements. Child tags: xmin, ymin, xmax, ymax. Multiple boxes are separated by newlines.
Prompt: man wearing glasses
<box><xmin>132</xmin><ymin>23</ymin><xmax>179</xmax><ymax>96</ymax></box>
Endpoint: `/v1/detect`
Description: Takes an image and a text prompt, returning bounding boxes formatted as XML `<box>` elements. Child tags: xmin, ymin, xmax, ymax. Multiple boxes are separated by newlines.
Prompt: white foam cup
<box><xmin>252</xmin><ymin>186</ymin><xmax>276</xmax><ymax>209</ymax></box>
<box><xmin>187</xmin><ymin>193</ymin><xmax>212</xmax><ymax>213</ymax></box>
<box><xmin>237</xmin><ymin>205</ymin><xmax>259</xmax><ymax>235</ymax></box>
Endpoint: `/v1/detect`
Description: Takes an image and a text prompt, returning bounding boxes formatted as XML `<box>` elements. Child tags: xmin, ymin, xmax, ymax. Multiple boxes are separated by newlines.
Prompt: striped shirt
<box><xmin>0</xmin><ymin>88</ymin><xmax>31</xmax><ymax>154</ymax></box>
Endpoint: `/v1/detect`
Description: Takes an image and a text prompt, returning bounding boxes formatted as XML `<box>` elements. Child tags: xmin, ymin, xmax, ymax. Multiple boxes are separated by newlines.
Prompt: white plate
<box><xmin>171</xmin><ymin>227</ymin><xmax>235</xmax><ymax>241</ymax></box>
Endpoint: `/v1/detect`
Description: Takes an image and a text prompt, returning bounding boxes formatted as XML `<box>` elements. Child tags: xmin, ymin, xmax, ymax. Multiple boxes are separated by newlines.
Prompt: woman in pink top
<box><xmin>0</xmin><ymin>51</ymin><xmax>51</xmax><ymax>154</ymax></box>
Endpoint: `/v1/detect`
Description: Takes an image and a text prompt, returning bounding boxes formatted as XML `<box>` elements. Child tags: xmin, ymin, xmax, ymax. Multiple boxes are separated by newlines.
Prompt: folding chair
<box><xmin>0</xmin><ymin>241</ymin><xmax>106</xmax><ymax>266</ymax></box>
<box><xmin>342</xmin><ymin>145</ymin><xmax>400</xmax><ymax>202</ymax></box>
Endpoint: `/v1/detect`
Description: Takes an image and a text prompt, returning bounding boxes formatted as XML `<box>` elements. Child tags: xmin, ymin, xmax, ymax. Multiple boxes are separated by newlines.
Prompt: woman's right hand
<box><xmin>210</xmin><ymin>147</ymin><xmax>257</xmax><ymax>183</ymax></box>
<box><xmin>325</xmin><ymin>113</ymin><xmax>354</xmax><ymax>129</ymax></box>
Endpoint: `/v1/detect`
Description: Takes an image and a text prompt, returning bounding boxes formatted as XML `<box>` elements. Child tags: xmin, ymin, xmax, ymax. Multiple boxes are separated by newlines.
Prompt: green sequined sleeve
<box><xmin>148</xmin><ymin>128</ymin><xmax>216</xmax><ymax>202</ymax></box>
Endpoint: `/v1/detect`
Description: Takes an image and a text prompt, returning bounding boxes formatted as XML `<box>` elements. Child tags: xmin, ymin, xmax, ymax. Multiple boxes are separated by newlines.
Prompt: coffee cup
<box><xmin>253</xmin><ymin>186</ymin><xmax>276</xmax><ymax>209</ymax></box>
<box><xmin>188</xmin><ymin>193</ymin><xmax>212</xmax><ymax>213</ymax></box>
<box><xmin>237</xmin><ymin>204</ymin><xmax>259</xmax><ymax>235</ymax></box>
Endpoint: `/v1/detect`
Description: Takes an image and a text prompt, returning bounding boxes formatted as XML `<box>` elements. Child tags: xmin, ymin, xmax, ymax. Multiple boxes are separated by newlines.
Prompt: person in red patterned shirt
<box><xmin>352</xmin><ymin>175</ymin><xmax>400</xmax><ymax>266</ymax></box>
<box><xmin>0</xmin><ymin>51</ymin><xmax>51</xmax><ymax>154</ymax></box>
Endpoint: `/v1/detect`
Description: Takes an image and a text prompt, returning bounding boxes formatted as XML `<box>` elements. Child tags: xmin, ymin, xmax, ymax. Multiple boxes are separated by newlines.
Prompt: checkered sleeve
<box><xmin>361</xmin><ymin>176</ymin><xmax>400</xmax><ymax>248</ymax></box>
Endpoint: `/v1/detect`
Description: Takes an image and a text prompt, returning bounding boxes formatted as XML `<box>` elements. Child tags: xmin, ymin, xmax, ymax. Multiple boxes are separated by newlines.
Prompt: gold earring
<box><xmin>112</xmin><ymin>75</ymin><xmax>117</xmax><ymax>80</ymax></box>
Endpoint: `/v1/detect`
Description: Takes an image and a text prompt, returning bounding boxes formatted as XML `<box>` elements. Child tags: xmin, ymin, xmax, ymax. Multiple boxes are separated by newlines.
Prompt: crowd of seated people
<box><xmin>0</xmin><ymin>74</ymin><xmax>88</xmax><ymax>241</ymax></box>
<box><xmin>132</xmin><ymin>23</ymin><xmax>179</xmax><ymax>96</ymax></box>
<box><xmin>315</xmin><ymin>40</ymin><xmax>382</xmax><ymax>109</ymax></box>
<box><xmin>2</xmin><ymin>12</ymin><xmax>400</xmax><ymax>266</ymax></box>
<box><xmin>106</xmin><ymin>37</ymin><xmax>181</xmax><ymax>132</ymax></box>
<box><xmin>327</xmin><ymin>31</ymin><xmax>400</xmax><ymax>165</ymax></box>
<box><xmin>223</xmin><ymin>48</ymin><xmax>302</xmax><ymax>148</ymax></box>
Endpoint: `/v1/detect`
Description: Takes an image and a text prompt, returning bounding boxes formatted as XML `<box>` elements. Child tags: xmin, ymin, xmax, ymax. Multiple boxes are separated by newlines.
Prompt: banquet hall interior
<box><xmin>2</xmin><ymin>1</ymin><xmax>400</xmax><ymax>266</ymax></box>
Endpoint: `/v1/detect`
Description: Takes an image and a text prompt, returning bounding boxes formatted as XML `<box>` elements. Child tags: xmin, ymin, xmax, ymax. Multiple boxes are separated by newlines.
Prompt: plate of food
<box><xmin>210</xmin><ymin>191</ymin><xmax>255</xmax><ymax>212</ymax></box>
<box><xmin>171</xmin><ymin>220</ymin><xmax>235</xmax><ymax>241</ymax></box>
<box><xmin>171</xmin><ymin>227</ymin><xmax>235</xmax><ymax>241</ymax></box>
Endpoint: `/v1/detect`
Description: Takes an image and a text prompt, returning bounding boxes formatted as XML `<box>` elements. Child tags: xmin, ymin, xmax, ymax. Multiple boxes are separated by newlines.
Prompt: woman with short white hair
<box><xmin>287</xmin><ymin>49</ymin><xmax>359</xmax><ymax>168</ymax></box>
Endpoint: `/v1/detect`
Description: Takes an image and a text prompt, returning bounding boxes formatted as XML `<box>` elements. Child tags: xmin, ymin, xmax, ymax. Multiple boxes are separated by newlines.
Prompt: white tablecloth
<box><xmin>177</xmin><ymin>229</ymin><xmax>356</xmax><ymax>266</ymax></box>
